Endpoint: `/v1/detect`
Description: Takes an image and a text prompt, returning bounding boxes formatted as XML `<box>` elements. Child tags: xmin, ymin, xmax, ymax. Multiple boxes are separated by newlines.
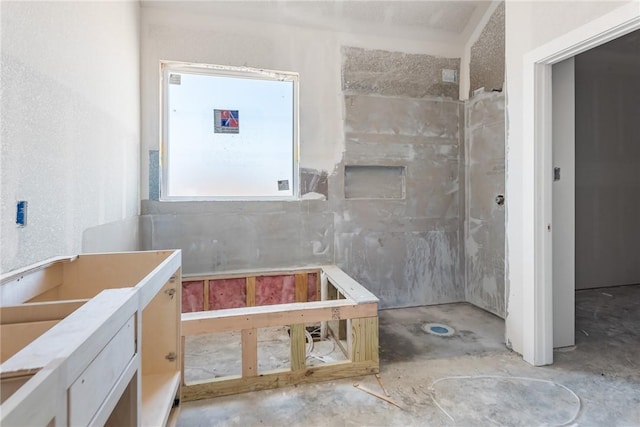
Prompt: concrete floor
<box><xmin>177</xmin><ymin>285</ymin><xmax>640</xmax><ymax>426</ymax></box>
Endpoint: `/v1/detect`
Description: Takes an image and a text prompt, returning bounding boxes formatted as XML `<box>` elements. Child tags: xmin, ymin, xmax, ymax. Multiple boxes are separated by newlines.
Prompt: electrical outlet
<box><xmin>16</xmin><ymin>200</ymin><xmax>27</xmax><ymax>227</ymax></box>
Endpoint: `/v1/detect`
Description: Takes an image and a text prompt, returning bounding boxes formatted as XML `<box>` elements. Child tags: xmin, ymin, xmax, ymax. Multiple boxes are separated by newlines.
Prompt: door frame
<box><xmin>521</xmin><ymin>3</ymin><xmax>640</xmax><ymax>366</ymax></box>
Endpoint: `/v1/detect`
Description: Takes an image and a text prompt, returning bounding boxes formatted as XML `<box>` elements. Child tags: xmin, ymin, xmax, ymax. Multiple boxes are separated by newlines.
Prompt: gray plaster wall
<box><xmin>140</xmin><ymin>24</ymin><xmax>466</xmax><ymax>308</ymax></box>
<box><xmin>575</xmin><ymin>32</ymin><xmax>640</xmax><ymax>289</ymax></box>
<box><xmin>139</xmin><ymin>4</ymin><xmax>467</xmax><ymax>309</ymax></box>
<box><xmin>82</xmin><ymin>217</ymin><xmax>140</xmax><ymax>254</ymax></box>
<box><xmin>1</xmin><ymin>2</ymin><xmax>140</xmax><ymax>273</ymax></box>
<box><xmin>464</xmin><ymin>92</ymin><xmax>505</xmax><ymax>318</ymax></box>
<box><xmin>469</xmin><ymin>2</ymin><xmax>504</xmax><ymax>95</ymax></box>
<box><xmin>343</xmin><ymin>47</ymin><xmax>461</xmax><ymax>99</ymax></box>
<box><xmin>141</xmin><ymin>200</ymin><xmax>333</xmax><ymax>273</ymax></box>
<box><xmin>337</xmin><ymin>48</ymin><xmax>465</xmax><ymax>309</ymax></box>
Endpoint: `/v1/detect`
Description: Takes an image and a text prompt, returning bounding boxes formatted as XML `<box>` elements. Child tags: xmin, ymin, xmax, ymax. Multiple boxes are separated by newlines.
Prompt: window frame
<box><xmin>159</xmin><ymin>61</ymin><xmax>300</xmax><ymax>201</ymax></box>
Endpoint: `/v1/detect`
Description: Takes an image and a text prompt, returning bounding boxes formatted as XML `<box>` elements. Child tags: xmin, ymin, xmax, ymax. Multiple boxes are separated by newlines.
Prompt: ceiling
<box><xmin>141</xmin><ymin>1</ymin><xmax>493</xmax><ymax>42</ymax></box>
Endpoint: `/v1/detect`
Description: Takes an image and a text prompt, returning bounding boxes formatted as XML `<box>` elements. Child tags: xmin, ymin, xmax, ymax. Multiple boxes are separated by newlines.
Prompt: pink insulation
<box><xmin>209</xmin><ymin>278</ymin><xmax>247</xmax><ymax>310</ymax></box>
<box><xmin>182</xmin><ymin>281</ymin><xmax>204</xmax><ymax>313</ymax></box>
<box><xmin>307</xmin><ymin>273</ymin><xmax>318</xmax><ymax>302</ymax></box>
<box><xmin>255</xmin><ymin>275</ymin><xmax>295</xmax><ymax>306</ymax></box>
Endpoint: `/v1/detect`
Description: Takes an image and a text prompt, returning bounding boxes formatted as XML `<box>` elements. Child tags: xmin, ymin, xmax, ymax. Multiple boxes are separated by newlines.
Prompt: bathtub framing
<box><xmin>180</xmin><ymin>265</ymin><xmax>379</xmax><ymax>401</ymax></box>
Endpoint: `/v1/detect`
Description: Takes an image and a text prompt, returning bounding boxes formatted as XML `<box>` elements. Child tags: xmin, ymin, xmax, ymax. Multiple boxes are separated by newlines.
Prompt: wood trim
<box><xmin>182</xmin><ymin>360</ymin><xmax>379</xmax><ymax>401</ymax></box>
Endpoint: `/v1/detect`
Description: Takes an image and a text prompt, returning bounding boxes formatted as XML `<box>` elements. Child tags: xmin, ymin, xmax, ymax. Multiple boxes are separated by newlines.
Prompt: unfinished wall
<box><xmin>336</xmin><ymin>47</ymin><xmax>464</xmax><ymax>308</ymax></box>
<box><xmin>469</xmin><ymin>2</ymin><xmax>505</xmax><ymax>95</ymax></box>
<box><xmin>575</xmin><ymin>31</ymin><xmax>640</xmax><ymax>289</ymax></box>
<box><xmin>465</xmin><ymin>92</ymin><xmax>505</xmax><ymax>318</ymax></box>
<box><xmin>0</xmin><ymin>1</ymin><xmax>140</xmax><ymax>273</ymax></box>
<box><xmin>139</xmin><ymin>5</ymin><xmax>466</xmax><ymax>309</ymax></box>
<box><xmin>139</xmin><ymin>6</ymin><xmax>347</xmax><ymax>273</ymax></box>
<box><xmin>140</xmin><ymin>200</ymin><xmax>333</xmax><ymax>273</ymax></box>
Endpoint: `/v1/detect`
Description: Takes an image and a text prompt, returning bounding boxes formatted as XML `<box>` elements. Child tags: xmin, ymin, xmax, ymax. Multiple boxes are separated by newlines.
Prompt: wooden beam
<box><xmin>289</xmin><ymin>324</ymin><xmax>306</xmax><ymax>371</ymax></box>
<box><xmin>182</xmin><ymin>301</ymin><xmax>377</xmax><ymax>336</ymax></box>
<box><xmin>245</xmin><ymin>277</ymin><xmax>256</xmax><ymax>307</ymax></box>
<box><xmin>182</xmin><ymin>268</ymin><xmax>321</xmax><ymax>282</ymax></box>
<box><xmin>203</xmin><ymin>281</ymin><xmax>210</xmax><ymax>311</ymax></box>
<box><xmin>241</xmin><ymin>329</ymin><xmax>257</xmax><ymax>378</ymax></box>
<box><xmin>182</xmin><ymin>360</ymin><xmax>379</xmax><ymax>401</ymax></box>
<box><xmin>294</xmin><ymin>274</ymin><xmax>307</xmax><ymax>303</ymax></box>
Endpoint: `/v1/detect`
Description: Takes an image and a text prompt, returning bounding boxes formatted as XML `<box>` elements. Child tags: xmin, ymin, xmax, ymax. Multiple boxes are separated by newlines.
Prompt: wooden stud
<box><xmin>182</xmin><ymin>360</ymin><xmax>379</xmax><ymax>401</ymax></box>
<box><xmin>316</xmin><ymin>272</ymin><xmax>321</xmax><ymax>301</ymax></box>
<box><xmin>203</xmin><ymin>280</ymin><xmax>210</xmax><ymax>311</ymax></box>
<box><xmin>289</xmin><ymin>324</ymin><xmax>306</xmax><ymax>371</ymax></box>
<box><xmin>349</xmin><ymin>318</ymin><xmax>366</xmax><ymax>362</ymax></box>
<box><xmin>365</xmin><ymin>317</ymin><xmax>379</xmax><ymax>363</ymax></box>
<box><xmin>241</xmin><ymin>329</ymin><xmax>257</xmax><ymax>378</ymax></box>
<box><xmin>246</xmin><ymin>277</ymin><xmax>256</xmax><ymax>307</ymax></box>
<box><xmin>338</xmin><ymin>292</ymin><xmax>347</xmax><ymax>341</ymax></box>
<box><xmin>348</xmin><ymin>317</ymin><xmax>379</xmax><ymax>363</ymax></box>
<box><xmin>294</xmin><ymin>274</ymin><xmax>307</xmax><ymax>303</ymax></box>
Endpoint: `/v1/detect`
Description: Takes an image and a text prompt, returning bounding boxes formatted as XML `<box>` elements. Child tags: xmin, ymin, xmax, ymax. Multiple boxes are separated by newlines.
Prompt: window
<box><xmin>161</xmin><ymin>62</ymin><xmax>299</xmax><ymax>200</ymax></box>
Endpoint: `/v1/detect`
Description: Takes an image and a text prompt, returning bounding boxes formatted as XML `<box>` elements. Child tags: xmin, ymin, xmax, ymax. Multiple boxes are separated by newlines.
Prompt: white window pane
<box><xmin>164</xmin><ymin>69</ymin><xmax>296</xmax><ymax>199</ymax></box>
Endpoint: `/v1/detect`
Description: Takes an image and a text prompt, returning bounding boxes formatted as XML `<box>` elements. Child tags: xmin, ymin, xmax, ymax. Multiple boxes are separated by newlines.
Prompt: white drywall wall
<box><xmin>504</xmin><ymin>0</ymin><xmax>635</xmax><ymax>356</ymax></box>
<box><xmin>0</xmin><ymin>1</ymin><xmax>141</xmax><ymax>273</ymax></box>
<box><xmin>139</xmin><ymin>5</ymin><xmax>462</xmax><ymax>199</ymax></box>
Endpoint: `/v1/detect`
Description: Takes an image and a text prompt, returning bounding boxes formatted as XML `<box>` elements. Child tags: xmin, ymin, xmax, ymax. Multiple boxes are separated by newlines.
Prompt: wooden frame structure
<box><xmin>181</xmin><ymin>265</ymin><xmax>379</xmax><ymax>401</ymax></box>
<box><xmin>0</xmin><ymin>250</ymin><xmax>182</xmax><ymax>427</ymax></box>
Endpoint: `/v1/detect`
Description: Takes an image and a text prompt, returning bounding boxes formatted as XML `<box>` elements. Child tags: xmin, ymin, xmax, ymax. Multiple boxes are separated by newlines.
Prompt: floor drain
<box><xmin>422</xmin><ymin>323</ymin><xmax>455</xmax><ymax>337</ymax></box>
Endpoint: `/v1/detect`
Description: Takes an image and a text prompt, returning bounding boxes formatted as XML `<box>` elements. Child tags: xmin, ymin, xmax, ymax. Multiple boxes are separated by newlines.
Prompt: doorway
<box><xmin>522</xmin><ymin>7</ymin><xmax>640</xmax><ymax>366</ymax></box>
<box><xmin>552</xmin><ymin>29</ymin><xmax>640</xmax><ymax>350</ymax></box>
